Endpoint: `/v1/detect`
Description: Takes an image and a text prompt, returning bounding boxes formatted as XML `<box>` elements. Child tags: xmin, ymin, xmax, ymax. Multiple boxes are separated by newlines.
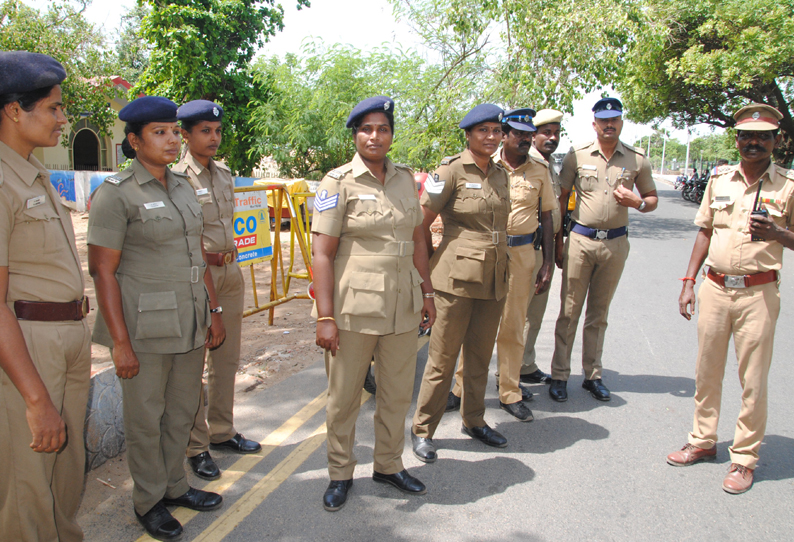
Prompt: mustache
<box><xmin>742</xmin><ymin>144</ymin><xmax>766</xmax><ymax>153</ymax></box>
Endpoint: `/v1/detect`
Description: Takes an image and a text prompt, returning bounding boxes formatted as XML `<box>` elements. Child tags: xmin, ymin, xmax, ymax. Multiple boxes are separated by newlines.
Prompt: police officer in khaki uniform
<box><xmin>520</xmin><ymin>109</ymin><xmax>564</xmax><ymax>384</ymax></box>
<box><xmin>173</xmin><ymin>100</ymin><xmax>261</xmax><ymax>482</ymax></box>
<box><xmin>668</xmin><ymin>104</ymin><xmax>794</xmax><ymax>495</ymax></box>
<box><xmin>88</xmin><ymin>96</ymin><xmax>225</xmax><ymax>540</ymax></box>
<box><xmin>448</xmin><ymin>108</ymin><xmax>555</xmax><ymax>421</ymax></box>
<box><xmin>0</xmin><ymin>52</ymin><xmax>91</xmax><ymax>542</ymax></box>
<box><xmin>411</xmin><ymin>104</ymin><xmax>511</xmax><ymax>461</ymax></box>
<box><xmin>550</xmin><ymin>97</ymin><xmax>657</xmax><ymax>402</ymax></box>
<box><xmin>313</xmin><ymin>96</ymin><xmax>435</xmax><ymax>512</ymax></box>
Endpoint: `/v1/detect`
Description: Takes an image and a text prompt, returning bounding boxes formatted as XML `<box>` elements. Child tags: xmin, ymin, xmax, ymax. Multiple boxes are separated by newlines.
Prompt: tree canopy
<box><xmin>0</xmin><ymin>0</ymin><xmax>119</xmax><ymax>138</ymax></box>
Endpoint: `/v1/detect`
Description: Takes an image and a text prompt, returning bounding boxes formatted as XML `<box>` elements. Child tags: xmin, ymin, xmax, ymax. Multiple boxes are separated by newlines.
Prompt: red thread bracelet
<box><xmin>680</xmin><ymin>277</ymin><xmax>696</xmax><ymax>283</ymax></box>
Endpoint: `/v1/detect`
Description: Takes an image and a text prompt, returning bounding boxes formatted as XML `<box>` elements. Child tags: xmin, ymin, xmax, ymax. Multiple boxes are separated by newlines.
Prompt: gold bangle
<box><xmin>423</xmin><ymin>293</ymin><xmax>435</xmax><ymax>298</ymax></box>
<box><xmin>317</xmin><ymin>316</ymin><xmax>335</xmax><ymax>322</ymax></box>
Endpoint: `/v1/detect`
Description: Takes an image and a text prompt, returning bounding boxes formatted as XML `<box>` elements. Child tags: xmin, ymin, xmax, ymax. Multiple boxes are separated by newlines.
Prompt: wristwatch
<box><xmin>637</xmin><ymin>200</ymin><xmax>647</xmax><ymax>211</ymax></box>
<box><xmin>210</xmin><ymin>306</ymin><xmax>223</xmax><ymax>314</ymax></box>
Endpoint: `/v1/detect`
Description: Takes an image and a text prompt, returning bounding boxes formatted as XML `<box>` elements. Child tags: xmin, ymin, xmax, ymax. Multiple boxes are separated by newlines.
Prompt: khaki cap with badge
<box><xmin>733</xmin><ymin>103</ymin><xmax>783</xmax><ymax>131</ymax></box>
<box><xmin>533</xmin><ymin>109</ymin><xmax>563</xmax><ymax>128</ymax></box>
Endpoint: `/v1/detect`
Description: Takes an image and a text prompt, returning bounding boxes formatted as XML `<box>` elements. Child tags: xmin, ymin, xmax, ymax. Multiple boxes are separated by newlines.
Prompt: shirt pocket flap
<box><xmin>139</xmin><ymin>206</ymin><xmax>173</xmax><ymax>222</ymax></box>
<box><xmin>22</xmin><ymin>204</ymin><xmax>59</xmax><ymax>222</ymax></box>
<box><xmin>134</xmin><ymin>291</ymin><xmax>182</xmax><ymax>340</ymax></box>
<box><xmin>709</xmin><ymin>198</ymin><xmax>734</xmax><ymax>211</ymax></box>
<box><xmin>767</xmin><ymin>207</ymin><xmax>784</xmax><ymax>218</ymax></box>
<box><xmin>350</xmin><ymin>272</ymin><xmax>385</xmax><ymax>292</ymax></box>
<box><xmin>454</xmin><ymin>246</ymin><xmax>486</xmax><ymax>261</ymax></box>
<box><xmin>187</xmin><ymin>201</ymin><xmax>202</xmax><ymax>217</ymax></box>
<box><xmin>137</xmin><ymin>292</ymin><xmax>179</xmax><ymax>312</ymax></box>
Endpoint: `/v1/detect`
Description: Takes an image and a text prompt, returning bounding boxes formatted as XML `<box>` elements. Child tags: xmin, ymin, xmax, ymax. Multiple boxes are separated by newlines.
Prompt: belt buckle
<box><xmin>724</xmin><ymin>274</ymin><xmax>746</xmax><ymax>289</ymax></box>
<box><xmin>223</xmin><ymin>252</ymin><xmax>234</xmax><ymax>264</ymax></box>
<box><xmin>595</xmin><ymin>230</ymin><xmax>608</xmax><ymax>240</ymax></box>
<box><xmin>492</xmin><ymin>231</ymin><xmax>502</xmax><ymax>245</ymax></box>
<box><xmin>81</xmin><ymin>296</ymin><xmax>90</xmax><ymax>317</ymax></box>
<box><xmin>191</xmin><ymin>266</ymin><xmax>201</xmax><ymax>283</ymax></box>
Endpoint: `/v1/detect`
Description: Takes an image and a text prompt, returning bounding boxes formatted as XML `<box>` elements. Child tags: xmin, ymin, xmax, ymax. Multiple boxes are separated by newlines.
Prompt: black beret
<box><xmin>346</xmin><ymin>96</ymin><xmax>394</xmax><ymax>128</ymax></box>
<box><xmin>0</xmin><ymin>51</ymin><xmax>66</xmax><ymax>95</ymax></box>
<box><xmin>592</xmin><ymin>97</ymin><xmax>623</xmax><ymax>119</ymax></box>
<box><xmin>503</xmin><ymin>108</ymin><xmax>537</xmax><ymax>132</ymax></box>
<box><xmin>119</xmin><ymin>96</ymin><xmax>178</xmax><ymax>123</ymax></box>
<box><xmin>177</xmin><ymin>100</ymin><xmax>224</xmax><ymax>122</ymax></box>
<box><xmin>459</xmin><ymin>104</ymin><xmax>504</xmax><ymax>129</ymax></box>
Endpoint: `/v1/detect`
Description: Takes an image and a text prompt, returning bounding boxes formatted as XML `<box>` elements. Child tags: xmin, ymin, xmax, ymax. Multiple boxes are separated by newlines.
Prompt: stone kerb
<box><xmin>83</xmin><ymin>366</ymin><xmax>125</xmax><ymax>471</ymax></box>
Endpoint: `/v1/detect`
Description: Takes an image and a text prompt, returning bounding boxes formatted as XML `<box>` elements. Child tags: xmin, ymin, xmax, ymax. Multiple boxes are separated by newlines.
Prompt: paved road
<box><xmin>79</xmin><ymin>186</ymin><xmax>794</xmax><ymax>541</ymax></box>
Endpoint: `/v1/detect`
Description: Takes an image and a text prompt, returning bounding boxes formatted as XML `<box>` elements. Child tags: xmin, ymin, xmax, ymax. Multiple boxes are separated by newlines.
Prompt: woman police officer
<box><xmin>411</xmin><ymin>104</ymin><xmax>512</xmax><ymax>461</ymax></box>
<box><xmin>173</xmin><ymin>100</ymin><xmax>261</xmax><ymax>482</ymax></box>
<box><xmin>88</xmin><ymin>96</ymin><xmax>226</xmax><ymax>540</ymax></box>
<box><xmin>0</xmin><ymin>51</ymin><xmax>91</xmax><ymax>542</ymax></box>
<box><xmin>312</xmin><ymin>96</ymin><xmax>436</xmax><ymax>511</ymax></box>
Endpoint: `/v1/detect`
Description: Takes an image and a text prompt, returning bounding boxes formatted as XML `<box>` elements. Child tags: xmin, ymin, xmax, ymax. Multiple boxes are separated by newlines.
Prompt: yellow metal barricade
<box><xmin>234</xmin><ymin>184</ymin><xmax>313</xmax><ymax>324</ymax></box>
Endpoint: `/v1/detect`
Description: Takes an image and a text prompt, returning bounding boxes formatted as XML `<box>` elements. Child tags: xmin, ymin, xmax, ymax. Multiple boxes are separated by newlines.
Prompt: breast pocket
<box><xmin>348</xmin><ymin>198</ymin><xmax>384</xmax><ymax>229</ymax></box>
<box><xmin>617</xmin><ymin>169</ymin><xmax>638</xmax><ymax>189</ymax></box>
<box><xmin>400</xmin><ymin>196</ymin><xmax>421</xmax><ymax>227</ymax></box>
<box><xmin>709</xmin><ymin>197</ymin><xmax>735</xmax><ymax>228</ymax></box>
<box><xmin>18</xmin><ymin>205</ymin><xmax>63</xmax><ymax>255</ymax></box>
<box><xmin>186</xmin><ymin>200</ymin><xmax>204</xmax><ymax>236</ymax></box>
<box><xmin>449</xmin><ymin>246</ymin><xmax>486</xmax><ymax>284</ymax></box>
<box><xmin>140</xmin><ymin>206</ymin><xmax>174</xmax><ymax>242</ymax></box>
<box><xmin>134</xmin><ymin>291</ymin><xmax>182</xmax><ymax>340</ymax></box>
<box><xmin>765</xmin><ymin>202</ymin><xmax>787</xmax><ymax>228</ymax></box>
<box><xmin>510</xmin><ymin>179</ymin><xmax>537</xmax><ymax>205</ymax></box>
<box><xmin>340</xmin><ymin>271</ymin><xmax>387</xmax><ymax>318</ymax></box>
<box><xmin>453</xmin><ymin>187</ymin><xmax>488</xmax><ymax>214</ymax></box>
<box><xmin>577</xmin><ymin>168</ymin><xmax>599</xmax><ymax>191</ymax></box>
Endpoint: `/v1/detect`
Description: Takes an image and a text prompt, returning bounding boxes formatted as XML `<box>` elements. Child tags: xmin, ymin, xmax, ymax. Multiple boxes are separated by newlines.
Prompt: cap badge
<box><xmin>213</xmin><ymin>107</ymin><xmax>219</xmax><ymax>117</ymax></box>
<box><xmin>752</xmin><ymin>112</ymin><xmax>760</xmax><ymax>119</ymax></box>
<box><xmin>384</xmin><ymin>102</ymin><xmax>390</xmax><ymax>111</ymax></box>
<box><xmin>498</xmin><ymin>112</ymin><xmax>503</xmax><ymax>121</ymax></box>
<box><xmin>606</xmin><ymin>103</ymin><xmax>612</xmax><ymax>110</ymax></box>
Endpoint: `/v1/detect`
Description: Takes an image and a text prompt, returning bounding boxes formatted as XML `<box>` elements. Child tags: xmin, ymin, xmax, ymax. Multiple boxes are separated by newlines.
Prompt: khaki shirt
<box><xmin>420</xmin><ymin>148</ymin><xmax>510</xmax><ymax>300</ymax></box>
<box><xmin>494</xmin><ymin>148</ymin><xmax>557</xmax><ymax>236</ymax></box>
<box><xmin>0</xmin><ymin>141</ymin><xmax>84</xmax><ymax>306</ymax></box>
<box><xmin>172</xmin><ymin>152</ymin><xmax>236</xmax><ymax>253</ymax></box>
<box><xmin>559</xmin><ymin>140</ymin><xmax>655</xmax><ymax>230</ymax></box>
<box><xmin>88</xmin><ymin>159</ymin><xmax>210</xmax><ymax>354</ymax></box>
<box><xmin>311</xmin><ymin>154</ymin><xmax>423</xmax><ymax>335</ymax></box>
<box><xmin>695</xmin><ymin>162</ymin><xmax>794</xmax><ymax>275</ymax></box>
<box><xmin>530</xmin><ymin>146</ymin><xmax>562</xmax><ymax>234</ymax></box>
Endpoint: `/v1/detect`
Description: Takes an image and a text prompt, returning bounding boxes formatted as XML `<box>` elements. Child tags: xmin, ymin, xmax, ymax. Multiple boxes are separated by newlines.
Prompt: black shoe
<box><xmin>411</xmin><ymin>431</ymin><xmax>437</xmax><ymax>463</ymax></box>
<box><xmin>373</xmin><ymin>470</ymin><xmax>427</xmax><ymax>495</ymax></box>
<box><xmin>323</xmin><ymin>479</ymin><xmax>353</xmax><ymax>512</ymax></box>
<box><xmin>499</xmin><ymin>401</ymin><xmax>534</xmax><ymax>422</ymax></box>
<box><xmin>549</xmin><ymin>379</ymin><xmax>568</xmax><ymax>402</ymax></box>
<box><xmin>461</xmin><ymin>424</ymin><xmax>508</xmax><ymax>448</ymax></box>
<box><xmin>446</xmin><ymin>391</ymin><xmax>461</xmax><ymax>412</ymax></box>
<box><xmin>162</xmin><ymin>487</ymin><xmax>223</xmax><ymax>512</ymax></box>
<box><xmin>520</xmin><ymin>369</ymin><xmax>552</xmax><ymax>384</ymax></box>
<box><xmin>495</xmin><ymin>381</ymin><xmax>534</xmax><ymax>402</ymax></box>
<box><xmin>582</xmin><ymin>378</ymin><xmax>611</xmax><ymax>401</ymax></box>
<box><xmin>135</xmin><ymin>502</ymin><xmax>183</xmax><ymax>541</ymax></box>
<box><xmin>187</xmin><ymin>452</ymin><xmax>220</xmax><ymax>481</ymax></box>
<box><xmin>210</xmin><ymin>433</ymin><xmax>262</xmax><ymax>454</ymax></box>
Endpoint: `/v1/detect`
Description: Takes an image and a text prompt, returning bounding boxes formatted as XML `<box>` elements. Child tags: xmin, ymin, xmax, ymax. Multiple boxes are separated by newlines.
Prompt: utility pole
<box><xmin>660</xmin><ymin>132</ymin><xmax>667</xmax><ymax>175</ymax></box>
<box><xmin>684</xmin><ymin>127</ymin><xmax>691</xmax><ymax>175</ymax></box>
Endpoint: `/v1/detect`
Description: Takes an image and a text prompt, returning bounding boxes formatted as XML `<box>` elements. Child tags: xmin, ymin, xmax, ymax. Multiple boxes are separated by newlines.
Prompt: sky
<box><xmin>29</xmin><ymin>0</ymin><xmax>719</xmax><ymax>155</ymax></box>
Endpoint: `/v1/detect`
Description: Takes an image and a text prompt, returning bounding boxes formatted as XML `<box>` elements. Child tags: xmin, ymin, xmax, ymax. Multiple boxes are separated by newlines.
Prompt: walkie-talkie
<box><xmin>751</xmin><ymin>179</ymin><xmax>767</xmax><ymax>242</ymax></box>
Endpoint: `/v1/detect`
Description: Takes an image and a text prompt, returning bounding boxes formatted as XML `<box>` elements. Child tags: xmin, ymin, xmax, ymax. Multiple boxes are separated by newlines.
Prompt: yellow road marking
<box><xmin>135</xmin><ymin>390</ymin><xmax>328</xmax><ymax>541</ymax></box>
<box><xmin>193</xmin><ymin>392</ymin><xmax>371</xmax><ymax>542</ymax></box>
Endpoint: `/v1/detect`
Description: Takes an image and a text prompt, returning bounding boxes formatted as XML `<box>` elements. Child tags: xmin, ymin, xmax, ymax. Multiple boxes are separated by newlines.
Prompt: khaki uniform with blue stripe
<box><xmin>0</xmin><ymin>141</ymin><xmax>91</xmax><ymax>542</ymax></box>
<box><xmin>88</xmin><ymin>159</ymin><xmax>211</xmax><ymax>516</ymax></box>
<box><xmin>551</xmin><ymin>140</ymin><xmax>654</xmax><ymax>381</ymax></box>
<box><xmin>311</xmin><ymin>154</ymin><xmax>424</xmax><ymax>480</ymax></box>
<box><xmin>412</xmin><ymin>149</ymin><xmax>510</xmax><ymax>437</ymax></box>
<box><xmin>172</xmin><ymin>152</ymin><xmax>245</xmax><ymax>456</ymax></box>
<box><xmin>689</xmin><ymin>163</ymin><xmax>794</xmax><ymax>469</ymax></box>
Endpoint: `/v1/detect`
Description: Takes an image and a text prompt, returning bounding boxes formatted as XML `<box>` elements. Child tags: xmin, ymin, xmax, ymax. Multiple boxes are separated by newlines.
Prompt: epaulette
<box><xmin>528</xmin><ymin>153</ymin><xmax>548</xmax><ymax>167</ymax></box>
<box><xmin>717</xmin><ymin>165</ymin><xmax>734</xmax><ymax>176</ymax></box>
<box><xmin>215</xmin><ymin>161</ymin><xmax>231</xmax><ymax>172</ymax></box>
<box><xmin>572</xmin><ymin>140</ymin><xmax>594</xmax><ymax>152</ymax></box>
<box><xmin>327</xmin><ymin>164</ymin><xmax>352</xmax><ymax>180</ymax></box>
<box><xmin>394</xmin><ymin>162</ymin><xmax>413</xmax><ymax>172</ymax></box>
<box><xmin>440</xmin><ymin>154</ymin><xmax>460</xmax><ymax>166</ymax></box>
<box><xmin>171</xmin><ymin>170</ymin><xmax>189</xmax><ymax>178</ymax></box>
<box><xmin>776</xmin><ymin>164</ymin><xmax>794</xmax><ymax>181</ymax></box>
<box><xmin>103</xmin><ymin>169</ymin><xmax>134</xmax><ymax>185</ymax></box>
<box><xmin>624</xmin><ymin>143</ymin><xmax>646</xmax><ymax>156</ymax></box>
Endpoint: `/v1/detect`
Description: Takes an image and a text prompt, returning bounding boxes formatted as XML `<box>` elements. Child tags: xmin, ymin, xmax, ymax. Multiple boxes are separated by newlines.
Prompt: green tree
<box><xmin>0</xmin><ymin>0</ymin><xmax>119</xmax><ymax>139</ymax></box>
<box><xmin>133</xmin><ymin>0</ymin><xmax>310</xmax><ymax>175</ymax></box>
<box><xmin>114</xmin><ymin>3</ymin><xmax>150</xmax><ymax>85</ymax></box>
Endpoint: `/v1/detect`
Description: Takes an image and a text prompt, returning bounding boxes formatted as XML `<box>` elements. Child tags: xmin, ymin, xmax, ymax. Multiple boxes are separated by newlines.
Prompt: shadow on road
<box><xmin>495</xmin><ymin>415</ymin><xmax>610</xmax><ymax>454</ymax></box>
<box><xmin>756</xmin><ymin>435</ymin><xmax>794</xmax><ymax>483</ymax></box>
<box><xmin>601</xmin><ymin>369</ymin><xmax>695</xmax><ymax>397</ymax></box>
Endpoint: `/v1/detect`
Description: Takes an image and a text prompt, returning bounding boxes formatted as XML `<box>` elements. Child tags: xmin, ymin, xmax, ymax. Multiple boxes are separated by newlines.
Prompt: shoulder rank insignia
<box><xmin>424</xmin><ymin>173</ymin><xmax>446</xmax><ymax>194</ymax></box>
<box><xmin>104</xmin><ymin>170</ymin><xmax>133</xmax><ymax>185</ymax></box>
<box><xmin>572</xmin><ymin>141</ymin><xmax>594</xmax><ymax>152</ymax></box>
<box><xmin>314</xmin><ymin>189</ymin><xmax>340</xmax><ymax>212</ymax></box>
<box><xmin>104</xmin><ymin>175</ymin><xmax>124</xmax><ymax>185</ymax></box>
<box><xmin>440</xmin><ymin>155</ymin><xmax>458</xmax><ymax>166</ymax></box>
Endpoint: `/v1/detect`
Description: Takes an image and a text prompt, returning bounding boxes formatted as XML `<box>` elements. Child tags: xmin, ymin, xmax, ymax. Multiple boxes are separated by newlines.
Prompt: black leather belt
<box><xmin>507</xmin><ymin>232</ymin><xmax>536</xmax><ymax>247</ymax></box>
<box><xmin>571</xmin><ymin>222</ymin><xmax>628</xmax><ymax>240</ymax></box>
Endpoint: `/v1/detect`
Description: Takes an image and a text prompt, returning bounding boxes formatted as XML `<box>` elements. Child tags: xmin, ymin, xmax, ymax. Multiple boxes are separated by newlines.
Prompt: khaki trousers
<box><xmin>494</xmin><ymin>243</ymin><xmax>536</xmax><ymax>403</ymax></box>
<box><xmin>121</xmin><ymin>348</ymin><xmax>204</xmax><ymax>516</ymax></box>
<box><xmin>325</xmin><ymin>328</ymin><xmax>418</xmax><ymax>480</ymax></box>
<box><xmin>188</xmin><ymin>263</ymin><xmax>245</xmax><ymax>456</ymax></box>
<box><xmin>522</xmin><ymin>246</ymin><xmax>556</xmax><ymax>374</ymax></box>
<box><xmin>551</xmin><ymin>232</ymin><xmax>629</xmax><ymax>381</ymax></box>
<box><xmin>0</xmin><ymin>320</ymin><xmax>91</xmax><ymax>542</ymax></box>
<box><xmin>413</xmin><ymin>291</ymin><xmax>505</xmax><ymax>438</ymax></box>
<box><xmin>688</xmin><ymin>278</ymin><xmax>779</xmax><ymax>469</ymax></box>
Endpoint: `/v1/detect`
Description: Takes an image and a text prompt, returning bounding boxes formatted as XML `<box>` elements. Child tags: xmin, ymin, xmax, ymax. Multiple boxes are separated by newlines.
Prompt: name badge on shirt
<box><xmin>357</xmin><ymin>194</ymin><xmax>377</xmax><ymax>201</ymax></box>
<box><xmin>582</xmin><ymin>165</ymin><xmax>597</xmax><ymax>171</ymax></box>
<box><xmin>196</xmin><ymin>188</ymin><xmax>210</xmax><ymax>196</ymax></box>
<box><xmin>715</xmin><ymin>196</ymin><xmax>731</xmax><ymax>203</ymax></box>
<box><xmin>26</xmin><ymin>195</ymin><xmax>46</xmax><ymax>209</ymax></box>
<box><xmin>144</xmin><ymin>201</ymin><xmax>166</xmax><ymax>210</ymax></box>
<box><xmin>465</xmin><ymin>182</ymin><xmax>482</xmax><ymax>189</ymax></box>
